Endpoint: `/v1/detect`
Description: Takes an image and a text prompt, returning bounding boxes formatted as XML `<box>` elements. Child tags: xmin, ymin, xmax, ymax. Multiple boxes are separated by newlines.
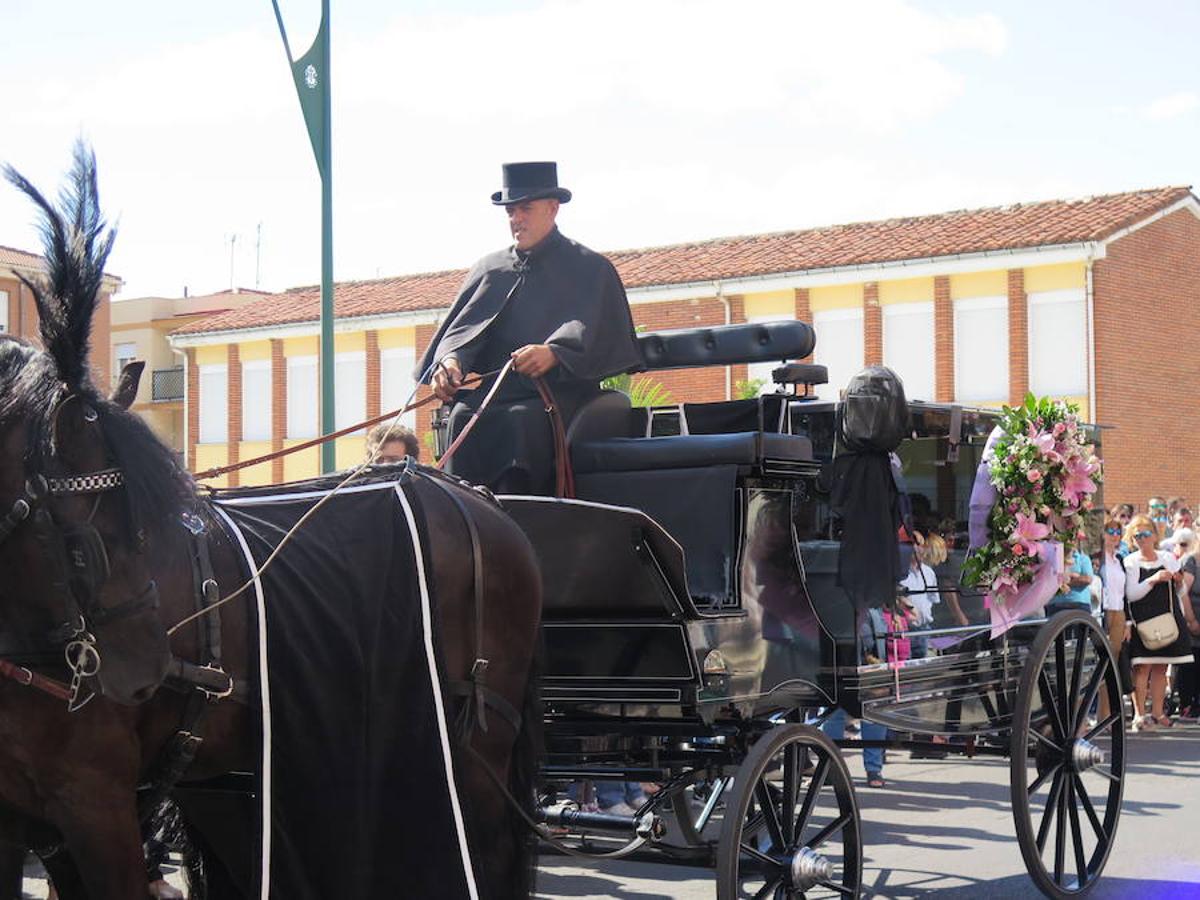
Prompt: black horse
<box><xmin>0</xmin><ymin>144</ymin><xmax>542</xmax><ymax>899</ymax></box>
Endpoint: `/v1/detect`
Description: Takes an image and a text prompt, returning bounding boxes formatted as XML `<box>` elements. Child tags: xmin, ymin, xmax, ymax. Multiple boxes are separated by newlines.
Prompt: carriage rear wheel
<box><xmin>716</xmin><ymin>724</ymin><xmax>861</xmax><ymax>899</ymax></box>
<box><xmin>1010</xmin><ymin>610</ymin><xmax>1125</xmax><ymax>898</ymax></box>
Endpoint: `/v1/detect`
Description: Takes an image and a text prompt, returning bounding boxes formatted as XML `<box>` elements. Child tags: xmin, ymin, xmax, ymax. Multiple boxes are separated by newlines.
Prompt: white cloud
<box><xmin>0</xmin><ymin>0</ymin><xmax>1009</xmax><ymax>298</ymax></box>
<box><xmin>1143</xmin><ymin>92</ymin><xmax>1199</xmax><ymax>121</ymax></box>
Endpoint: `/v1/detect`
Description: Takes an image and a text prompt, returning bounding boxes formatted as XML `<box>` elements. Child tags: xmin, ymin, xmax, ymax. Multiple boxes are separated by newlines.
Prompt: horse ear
<box><xmin>111</xmin><ymin>361</ymin><xmax>145</xmax><ymax>410</ymax></box>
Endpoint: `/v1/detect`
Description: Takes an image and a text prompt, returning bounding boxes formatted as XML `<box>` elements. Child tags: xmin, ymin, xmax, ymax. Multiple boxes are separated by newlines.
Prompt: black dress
<box><xmin>1126</xmin><ymin>554</ymin><xmax>1192</xmax><ymax>665</ymax></box>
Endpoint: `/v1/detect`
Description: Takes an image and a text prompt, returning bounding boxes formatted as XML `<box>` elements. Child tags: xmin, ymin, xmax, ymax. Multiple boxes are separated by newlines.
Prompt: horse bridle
<box><xmin>0</xmin><ymin>462</ymin><xmax>160</xmax><ymax>711</ymax></box>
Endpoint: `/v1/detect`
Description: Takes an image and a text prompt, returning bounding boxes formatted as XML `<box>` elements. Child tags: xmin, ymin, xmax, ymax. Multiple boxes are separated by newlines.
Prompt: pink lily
<box><xmin>1062</xmin><ymin>458</ymin><xmax>1098</xmax><ymax>505</ymax></box>
<box><xmin>1012</xmin><ymin>512</ymin><xmax>1050</xmax><ymax>557</ymax></box>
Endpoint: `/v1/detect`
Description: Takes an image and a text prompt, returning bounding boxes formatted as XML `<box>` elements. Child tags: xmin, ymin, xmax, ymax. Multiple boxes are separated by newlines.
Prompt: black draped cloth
<box><xmin>418</xmin><ymin>228</ymin><xmax>642</xmax><ymax>493</ymax></box>
<box><xmin>827</xmin><ymin>451</ymin><xmax>903</xmax><ymax>610</ymax></box>
<box><xmin>213</xmin><ymin>473</ymin><xmax>475</xmax><ymax>900</ymax></box>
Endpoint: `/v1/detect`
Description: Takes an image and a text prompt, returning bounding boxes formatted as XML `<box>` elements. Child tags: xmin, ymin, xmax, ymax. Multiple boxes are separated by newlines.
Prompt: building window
<box><xmin>1029</xmin><ymin>289</ymin><xmax>1087</xmax><ymax>397</ymax></box>
<box><xmin>335</xmin><ymin>351</ymin><xmax>367</xmax><ymax>432</ymax></box>
<box><xmin>286</xmin><ymin>356</ymin><xmax>318</xmax><ymax>439</ymax></box>
<box><xmin>198</xmin><ymin>364</ymin><xmax>228</xmax><ymax>444</ymax></box>
<box><xmin>813</xmin><ymin>307</ymin><xmax>864</xmax><ymax>401</ymax></box>
<box><xmin>381</xmin><ymin>346</ymin><xmax>417</xmax><ymax>428</ymax></box>
<box><xmin>242</xmin><ymin>359</ymin><xmax>271</xmax><ymax>442</ymax></box>
<box><xmin>115</xmin><ymin>341</ymin><xmax>138</xmax><ymax>376</ymax></box>
<box><xmin>954</xmin><ymin>296</ymin><xmax>1009</xmax><ymax>403</ymax></box>
<box><xmin>882</xmin><ymin>301</ymin><xmax>935</xmax><ymax>402</ymax></box>
<box><xmin>0</xmin><ymin>290</ymin><xmax>8</xmax><ymax>332</ymax></box>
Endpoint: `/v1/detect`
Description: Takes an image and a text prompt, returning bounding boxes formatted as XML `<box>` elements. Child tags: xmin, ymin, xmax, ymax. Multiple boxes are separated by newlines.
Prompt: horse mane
<box><xmin>1</xmin><ymin>145</ymin><xmax>195</xmax><ymax>531</ymax></box>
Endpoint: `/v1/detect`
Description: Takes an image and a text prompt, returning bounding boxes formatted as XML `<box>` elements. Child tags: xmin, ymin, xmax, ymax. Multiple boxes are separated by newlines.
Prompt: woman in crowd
<box><xmin>1124</xmin><ymin>515</ymin><xmax>1193</xmax><ymax>729</ymax></box>
<box><xmin>1097</xmin><ymin>516</ymin><xmax>1133</xmax><ymax>723</ymax></box>
<box><xmin>1110</xmin><ymin>503</ymin><xmax>1134</xmax><ymax>553</ymax></box>
<box><xmin>1171</xmin><ymin>528</ymin><xmax>1200</xmax><ymax>719</ymax></box>
<box><xmin>901</xmin><ymin>532</ymin><xmax>942</xmax><ymax>657</ymax></box>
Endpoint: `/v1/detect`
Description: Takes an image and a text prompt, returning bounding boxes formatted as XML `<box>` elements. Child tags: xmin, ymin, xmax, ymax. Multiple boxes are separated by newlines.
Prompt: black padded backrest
<box><xmin>638</xmin><ymin>321</ymin><xmax>816</xmax><ymax>371</ymax></box>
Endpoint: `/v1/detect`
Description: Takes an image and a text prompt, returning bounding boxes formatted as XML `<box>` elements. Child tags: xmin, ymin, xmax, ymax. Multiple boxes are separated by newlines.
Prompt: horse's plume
<box><xmin>3</xmin><ymin>141</ymin><xmax>117</xmax><ymax>389</ymax></box>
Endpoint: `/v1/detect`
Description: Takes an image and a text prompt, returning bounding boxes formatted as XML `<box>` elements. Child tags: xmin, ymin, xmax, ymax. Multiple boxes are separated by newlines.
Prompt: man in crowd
<box><xmin>366</xmin><ymin>422</ymin><xmax>420</xmax><ymax>463</ymax></box>
<box><xmin>1046</xmin><ymin>547</ymin><xmax>1095</xmax><ymax>616</ymax></box>
<box><xmin>417</xmin><ymin>162</ymin><xmax>642</xmax><ymax>494</ymax></box>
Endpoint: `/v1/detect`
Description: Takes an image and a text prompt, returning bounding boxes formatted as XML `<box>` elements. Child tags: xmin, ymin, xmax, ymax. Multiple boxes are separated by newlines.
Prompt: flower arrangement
<box><xmin>962</xmin><ymin>394</ymin><xmax>1102</xmax><ymax>608</ymax></box>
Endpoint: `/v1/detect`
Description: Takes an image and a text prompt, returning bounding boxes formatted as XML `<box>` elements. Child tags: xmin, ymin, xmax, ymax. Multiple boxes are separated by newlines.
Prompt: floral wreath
<box><xmin>962</xmin><ymin>394</ymin><xmax>1102</xmax><ymax>607</ymax></box>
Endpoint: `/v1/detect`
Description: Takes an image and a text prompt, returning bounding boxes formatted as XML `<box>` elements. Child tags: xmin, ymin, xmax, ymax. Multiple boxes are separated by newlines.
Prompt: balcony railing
<box><xmin>152</xmin><ymin>366</ymin><xmax>184</xmax><ymax>402</ymax></box>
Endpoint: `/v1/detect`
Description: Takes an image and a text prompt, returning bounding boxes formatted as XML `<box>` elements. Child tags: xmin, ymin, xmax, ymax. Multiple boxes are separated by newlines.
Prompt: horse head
<box><xmin>0</xmin><ymin>143</ymin><xmax>193</xmax><ymax>707</ymax></box>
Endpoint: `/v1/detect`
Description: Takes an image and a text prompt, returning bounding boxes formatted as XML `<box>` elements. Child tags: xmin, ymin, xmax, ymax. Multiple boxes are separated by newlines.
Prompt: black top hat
<box><xmin>491</xmin><ymin>161</ymin><xmax>572</xmax><ymax>205</ymax></box>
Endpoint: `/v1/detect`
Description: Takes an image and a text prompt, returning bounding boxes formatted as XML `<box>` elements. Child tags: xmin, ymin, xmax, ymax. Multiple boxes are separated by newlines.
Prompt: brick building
<box><xmin>1</xmin><ymin>245</ymin><xmax>121</xmax><ymax>385</ymax></box>
<box><xmin>168</xmin><ymin>187</ymin><xmax>1200</xmax><ymax>504</ymax></box>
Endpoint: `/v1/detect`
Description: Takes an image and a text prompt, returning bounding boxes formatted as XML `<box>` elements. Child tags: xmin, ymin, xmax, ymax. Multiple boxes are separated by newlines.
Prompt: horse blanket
<box><xmin>213</xmin><ymin>472</ymin><xmax>476</xmax><ymax>899</ymax></box>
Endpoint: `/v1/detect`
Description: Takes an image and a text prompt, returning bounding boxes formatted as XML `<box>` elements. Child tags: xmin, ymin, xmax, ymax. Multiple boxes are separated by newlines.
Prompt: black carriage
<box><xmin>503</xmin><ymin>321</ymin><xmax>1124</xmax><ymax>899</ymax></box>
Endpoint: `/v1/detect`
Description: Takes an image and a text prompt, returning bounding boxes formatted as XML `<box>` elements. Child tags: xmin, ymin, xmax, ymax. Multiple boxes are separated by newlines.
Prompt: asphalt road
<box><xmin>16</xmin><ymin>724</ymin><xmax>1198</xmax><ymax>898</ymax></box>
<box><xmin>536</xmin><ymin>722</ymin><xmax>1200</xmax><ymax>899</ymax></box>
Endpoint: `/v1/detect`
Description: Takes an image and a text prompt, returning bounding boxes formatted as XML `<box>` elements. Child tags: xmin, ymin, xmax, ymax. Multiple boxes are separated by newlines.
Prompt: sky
<box><xmin>1</xmin><ymin>0</ymin><xmax>1197</xmax><ymax>300</ymax></box>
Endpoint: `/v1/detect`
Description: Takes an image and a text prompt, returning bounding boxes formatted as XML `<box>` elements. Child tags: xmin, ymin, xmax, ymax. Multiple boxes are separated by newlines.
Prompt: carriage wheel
<box><xmin>716</xmin><ymin>725</ymin><xmax>861</xmax><ymax>899</ymax></box>
<box><xmin>1010</xmin><ymin>610</ymin><xmax>1125</xmax><ymax>898</ymax></box>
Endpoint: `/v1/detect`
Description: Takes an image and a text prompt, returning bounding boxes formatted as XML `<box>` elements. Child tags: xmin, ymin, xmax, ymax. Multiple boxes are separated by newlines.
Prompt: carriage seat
<box><xmin>572</xmin><ymin>431</ymin><xmax>813</xmax><ymax>474</ymax></box>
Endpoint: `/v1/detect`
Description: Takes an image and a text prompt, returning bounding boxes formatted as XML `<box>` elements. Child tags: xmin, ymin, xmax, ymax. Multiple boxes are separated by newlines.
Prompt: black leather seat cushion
<box><xmin>572</xmin><ymin>431</ymin><xmax>813</xmax><ymax>474</ymax></box>
<box><xmin>638</xmin><ymin>321</ymin><xmax>816</xmax><ymax>371</ymax></box>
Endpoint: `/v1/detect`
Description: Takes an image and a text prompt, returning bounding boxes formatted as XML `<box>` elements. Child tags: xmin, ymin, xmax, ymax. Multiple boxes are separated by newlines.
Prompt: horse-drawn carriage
<box><xmin>496</xmin><ymin>320</ymin><xmax>1124</xmax><ymax>899</ymax></box>
<box><xmin>0</xmin><ymin>151</ymin><xmax>1122</xmax><ymax>900</ymax></box>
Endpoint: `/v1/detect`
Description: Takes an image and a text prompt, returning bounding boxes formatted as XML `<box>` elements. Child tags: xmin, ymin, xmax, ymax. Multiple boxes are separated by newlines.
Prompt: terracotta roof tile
<box><xmin>173</xmin><ymin>186</ymin><xmax>1194</xmax><ymax>337</ymax></box>
<box><xmin>0</xmin><ymin>244</ymin><xmax>47</xmax><ymax>271</ymax></box>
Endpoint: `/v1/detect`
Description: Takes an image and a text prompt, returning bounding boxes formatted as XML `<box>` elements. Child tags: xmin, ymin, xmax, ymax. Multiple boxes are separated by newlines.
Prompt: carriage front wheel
<box><xmin>716</xmin><ymin>724</ymin><xmax>862</xmax><ymax>899</ymax></box>
<box><xmin>1010</xmin><ymin>610</ymin><xmax>1126</xmax><ymax>898</ymax></box>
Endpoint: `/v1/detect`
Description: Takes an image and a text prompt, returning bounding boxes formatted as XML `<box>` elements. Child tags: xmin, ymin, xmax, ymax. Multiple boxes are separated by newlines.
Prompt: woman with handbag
<box><xmin>1124</xmin><ymin>514</ymin><xmax>1193</xmax><ymax>729</ymax></box>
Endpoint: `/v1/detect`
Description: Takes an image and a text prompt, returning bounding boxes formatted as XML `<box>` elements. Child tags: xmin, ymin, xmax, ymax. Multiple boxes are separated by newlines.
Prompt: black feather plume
<box><xmin>2</xmin><ymin>141</ymin><xmax>117</xmax><ymax>388</ymax></box>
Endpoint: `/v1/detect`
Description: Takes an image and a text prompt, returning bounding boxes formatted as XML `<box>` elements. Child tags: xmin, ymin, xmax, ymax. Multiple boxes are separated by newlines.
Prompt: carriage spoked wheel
<box><xmin>1010</xmin><ymin>610</ymin><xmax>1126</xmax><ymax>898</ymax></box>
<box><xmin>716</xmin><ymin>724</ymin><xmax>861</xmax><ymax>899</ymax></box>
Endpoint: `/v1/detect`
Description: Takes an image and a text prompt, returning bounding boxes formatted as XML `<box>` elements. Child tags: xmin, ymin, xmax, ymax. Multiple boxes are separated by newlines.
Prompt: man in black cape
<box><xmin>417</xmin><ymin>162</ymin><xmax>643</xmax><ymax>494</ymax></box>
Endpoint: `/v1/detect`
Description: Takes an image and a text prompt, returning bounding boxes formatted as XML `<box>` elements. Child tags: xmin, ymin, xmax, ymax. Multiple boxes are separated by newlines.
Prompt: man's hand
<box><xmin>511</xmin><ymin>344</ymin><xmax>558</xmax><ymax>377</ymax></box>
<box><xmin>432</xmin><ymin>357</ymin><xmax>463</xmax><ymax>403</ymax></box>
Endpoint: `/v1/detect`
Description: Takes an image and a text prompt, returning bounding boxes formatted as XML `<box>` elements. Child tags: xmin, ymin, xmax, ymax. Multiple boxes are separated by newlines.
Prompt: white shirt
<box><xmin>901</xmin><ymin>562</ymin><xmax>940</xmax><ymax>626</ymax></box>
<box><xmin>1124</xmin><ymin>550</ymin><xmax>1180</xmax><ymax>603</ymax></box>
<box><xmin>1101</xmin><ymin>552</ymin><xmax>1126</xmax><ymax>611</ymax></box>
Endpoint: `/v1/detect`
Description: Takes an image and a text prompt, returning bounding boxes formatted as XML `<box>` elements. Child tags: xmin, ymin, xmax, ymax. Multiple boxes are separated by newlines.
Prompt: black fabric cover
<box><xmin>839</xmin><ymin>366</ymin><xmax>909</xmax><ymax>453</ymax></box>
<box><xmin>824</xmin><ymin>451</ymin><xmax>902</xmax><ymax>611</ymax></box>
<box><xmin>683</xmin><ymin>395</ymin><xmax>788</xmax><ymax>434</ymax></box>
<box><xmin>214</xmin><ymin>477</ymin><xmax>472</xmax><ymax>900</ymax></box>
<box><xmin>638</xmin><ymin>321</ymin><xmax>815</xmax><ymax>371</ymax></box>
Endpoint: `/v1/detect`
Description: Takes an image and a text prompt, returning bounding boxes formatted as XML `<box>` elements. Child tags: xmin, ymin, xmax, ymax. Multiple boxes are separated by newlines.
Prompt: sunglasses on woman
<box><xmin>1134</xmin><ymin>530</ymin><xmax>1154</xmax><ymax>540</ymax></box>
<box><xmin>1104</xmin><ymin>527</ymin><xmax>1122</xmax><ymax>536</ymax></box>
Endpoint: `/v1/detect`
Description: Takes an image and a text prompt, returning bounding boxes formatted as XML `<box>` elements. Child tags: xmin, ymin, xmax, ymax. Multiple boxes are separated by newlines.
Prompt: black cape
<box><xmin>416</xmin><ymin>227</ymin><xmax>643</xmax><ymax>387</ymax></box>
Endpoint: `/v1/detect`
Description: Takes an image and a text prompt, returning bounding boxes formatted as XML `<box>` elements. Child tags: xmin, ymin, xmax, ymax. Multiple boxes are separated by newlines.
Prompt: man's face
<box><xmin>377</xmin><ymin>439</ymin><xmax>409</xmax><ymax>464</ymax></box>
<box><xmin>506</xmin><ymin>198</ymin><xmax>559</xmax><ymax>251</ymax></box>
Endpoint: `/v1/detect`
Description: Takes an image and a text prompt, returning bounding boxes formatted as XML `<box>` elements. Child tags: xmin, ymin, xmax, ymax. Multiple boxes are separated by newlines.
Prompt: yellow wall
<box><xmin>878</xmin><ymin>277</ymin><xmax>934</xmax><ymax>305</ymax></box>
<box><xmin>238</xmin><ymin>340</ymin><xmax>271</xmax><ymax>362</ymax></box>
<box><xmin>809</xmin><ymin>284</ymin><xmax>861</xmax><ymax>311</ymax></box>
<box><xmin>237</xmin><ymin>441</ymin><xmax>274</xmax><ymax>486</ymax></box>
<box><xmin>1025</xmin><ymin>263</ymin><xmax>1085</xmax><ymax>293</ymax></box>
<box><xmin>195</xmin><ymin>345</ymin><xmax>226</xmax><ymax>366</ymax></box>
<box><xmin>743</xmin><ymin>290</ymin><xmax>794</xmax><ymax>320</ymax></box>
<box><xmin>194</xmin><ymin>444</ymin><xmax>229</xmax><ymax>489</ymax></box>
<box><xmin>950</xmin><ymin>270</ymin><xmax>1007</xmax><ymax>300</ymax></box>
<box><xmin>284</xmin><ymin>336</ymin><xmax>318</xmax><ymax>357</ymax></box>
<box><xmin>282</xmin><ymin>442</ymin><xmax>320</xmax><ymax>483</ymax></box>
<box><xmin>335</xmin><ymin>332</ymin><xmax>365</xmax><ymax>353</ymax></box>
<box><xmin>378</xmin><ymin>327</ymin><xmax>416</xmax><ymax>350</ymax></box>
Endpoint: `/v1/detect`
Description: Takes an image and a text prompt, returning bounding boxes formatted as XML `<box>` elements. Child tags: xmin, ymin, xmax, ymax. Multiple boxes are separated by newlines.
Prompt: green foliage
<box><xmin>601</xmin><ymin>372</ymin><xmax>673</xmax><ymax>407</ymax></box>
<box><xmin>735</xmin><ymin>378</ymin><xmax>766</xmax><ymax>400</ymax></box>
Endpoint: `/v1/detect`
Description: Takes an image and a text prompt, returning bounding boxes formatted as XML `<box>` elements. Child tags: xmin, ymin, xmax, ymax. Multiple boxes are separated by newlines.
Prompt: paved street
<box><xmin>15</xmin><ymin>725</ymin><xmax>1197</xmax><ymax>897</ymax></box>
<box><xmin>536</xmin><ymin>723</ymin><xmax>1200</xmax><ymax>899</ymax></box>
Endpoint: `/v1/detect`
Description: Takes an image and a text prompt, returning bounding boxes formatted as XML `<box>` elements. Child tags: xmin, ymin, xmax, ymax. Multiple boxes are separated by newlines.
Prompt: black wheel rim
<box><xmin>720</xmin><ymin>726</ymin><xmax>861</xmax><ymax>899</ymax></box>
<box><xmin>1012</xmin><ymin>615</ymin><xmax>1125</xmax><ymax>897</ymax></box>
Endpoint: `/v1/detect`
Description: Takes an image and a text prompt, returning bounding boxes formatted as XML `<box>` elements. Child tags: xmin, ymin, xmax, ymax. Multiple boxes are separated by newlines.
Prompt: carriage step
<box><xmin>538</xmin><ymin>806</ymin><xmax>666</xmax><ymax>842</ymax></box>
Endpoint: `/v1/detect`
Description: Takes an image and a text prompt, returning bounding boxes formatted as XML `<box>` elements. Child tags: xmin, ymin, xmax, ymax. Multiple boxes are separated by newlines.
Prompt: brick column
<box><xmin>414</xmin><ymin>324</ymin><xmax>437</xmax><ymax>459</ymax></box>
<box><xmin>186</xmin><ymin>348</ymin><xmax>199</xmax><ymax>472</ymax></box>
<box><xmin>227</xmin><ymin>344</ymin><xmax>241</xmax><ymax>488</ymax></box>
<box><xmin>934</xmin><ymin>275</ymin><xmax>954</xmax><ymax>402</ymax></box>
<box><xmin>1008</xmin><ymin>269</ymin><xmax>1029</xmax><ymax>404</ymax></box>
<box><xmin>863</xmin><ymin>282</ymin><xmax>882</xmax><ymax>366</ymax></box>
<box><xmin>271</xmin><ymin>339</ymin><xmax>286</xmax><ymax>484</ymax></box>
<box><xmin>366</xmin><ymin>330</ymin><xmax>381</xmax><ymax>420</ymax></box>
<box><xmin>794</xmin><ymin>288</ymin><xmax>813</xmax><ymax>363</ymax></box>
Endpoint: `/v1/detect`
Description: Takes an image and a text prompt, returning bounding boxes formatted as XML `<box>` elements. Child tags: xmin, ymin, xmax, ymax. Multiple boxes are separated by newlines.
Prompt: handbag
<box><xmin>1133</xmin><ymin>583</ymin><xmax>1180</xmax><ymax>650</ymax></box>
